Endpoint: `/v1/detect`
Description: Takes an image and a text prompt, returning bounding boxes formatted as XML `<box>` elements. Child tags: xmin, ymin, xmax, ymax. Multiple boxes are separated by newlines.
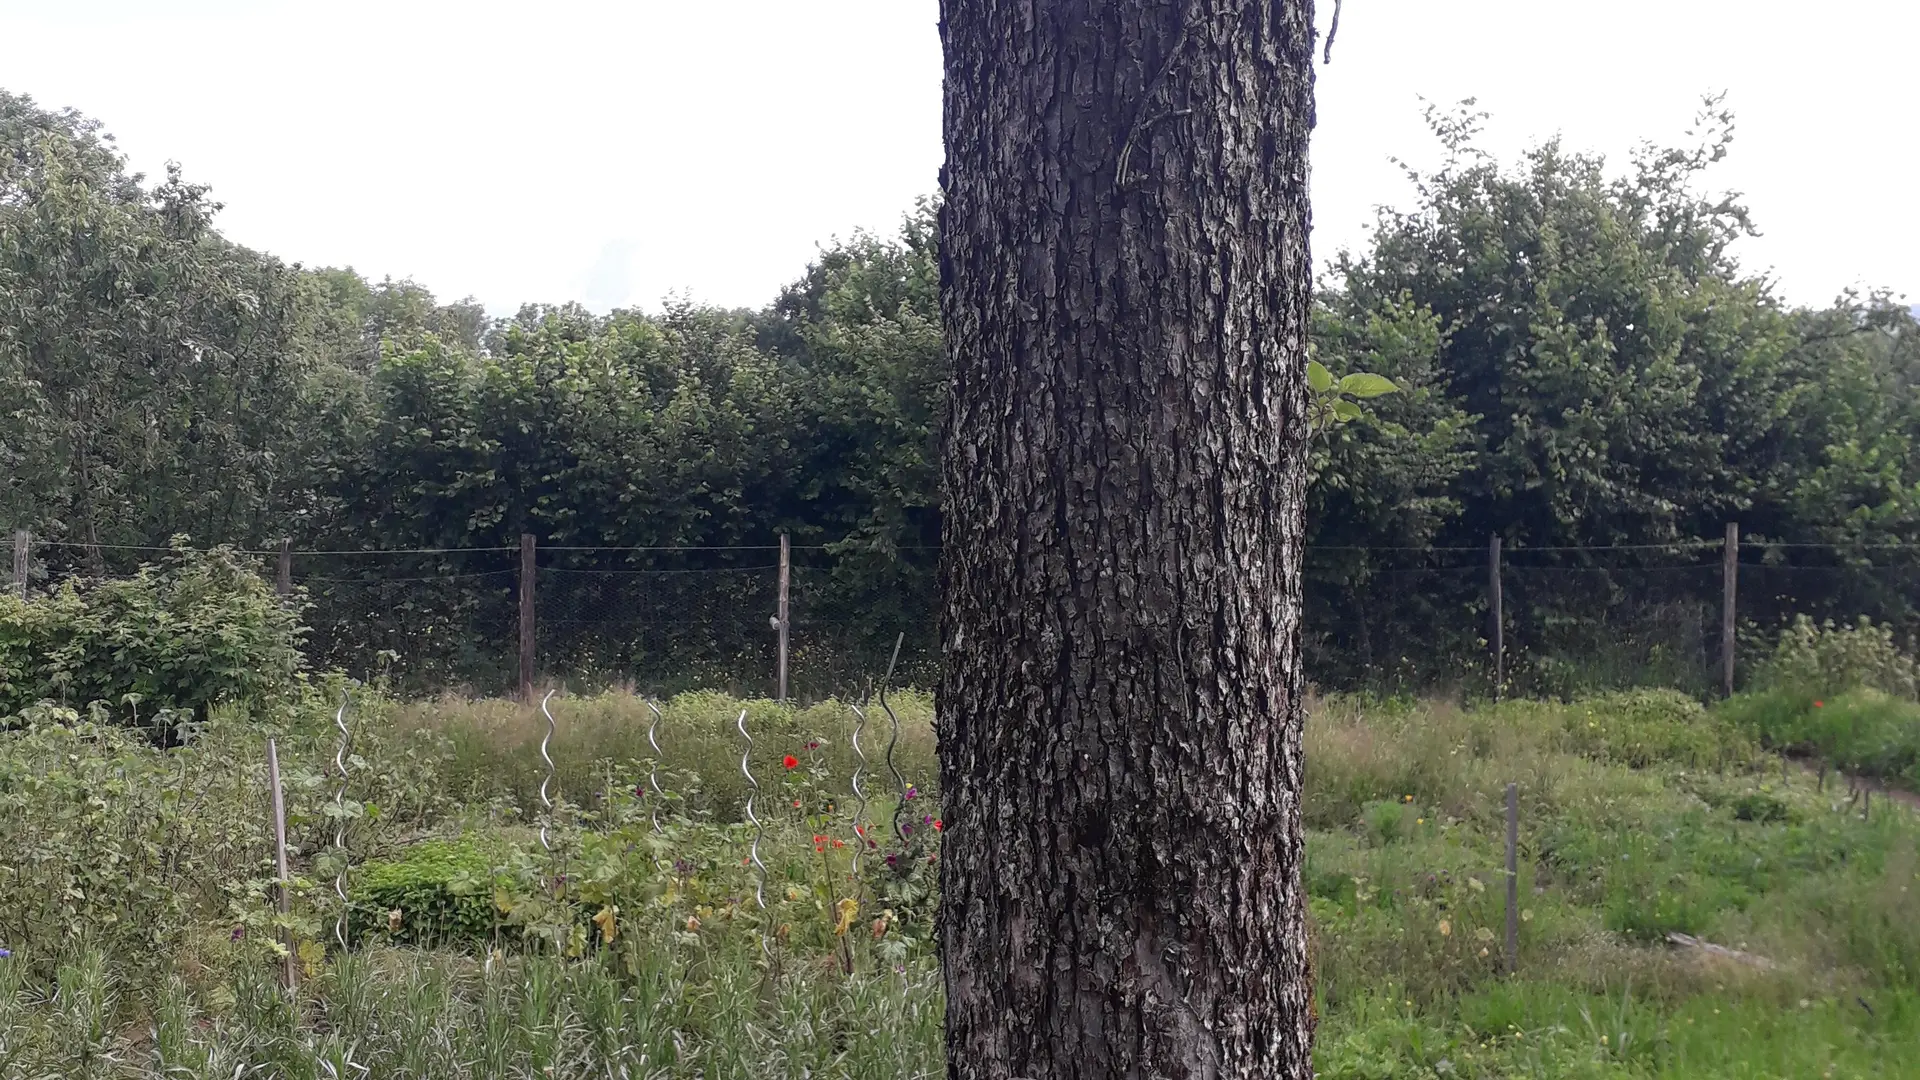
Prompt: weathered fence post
<box><xmin>776</xmin><ymin>533</ymin><xmax>791</xmax><ymax>703</ymax></box>
<box><xmin>266</xmin><ymin>737</ymin><xmax>297</xmax><ymax>989</ymax></box>
<box><xmin>520</xmin><ymin>533</ymin><xmax>537</xmax><ymax>703</ymax></box>
<box><xmin>11</xmin><ymin>529</ymin><xmax>27</xmax><ymax>599</ymax></box>
<box><xmin>1489</xmin><ymin>534</ymin><xmax>1504</xmax><ymax>701</ymax></box>
<box><xmin>276</xmin><ymin>538</ymin><xmax>293</xmax><ymax>599</ymax></box>
<box><xmin>1505</xmin><ymin>782</ymin><xmax>1519</xmax><ymax>975</ymax></box>
<box><xmin>1723</xmin><ymin>522</ymin><xmax>1739</xmax><ymax>698</ymax></box>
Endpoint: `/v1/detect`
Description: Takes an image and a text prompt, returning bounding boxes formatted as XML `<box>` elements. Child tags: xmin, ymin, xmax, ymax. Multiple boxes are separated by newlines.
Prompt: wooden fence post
<box><xmin>1505</xmin><ymin>782</ymin><xmax>1519</xmax><ymax>975</ymax></box>
<box><xmin>11</xmin><ymin>530</ymin><xmax>27</xmax><ymax>599</ymax></box>
<box><xmin>1489</xmin><ymin>534</ymin><xmax>1504</xmax><ymax>701</ymax></box>
<box><xmin>1722</xmin><ymin>522</ymin><xmax>1739</xmax><ymax>698</ymax></box>
<box><xmin>776</xmin><ymin>534</ymin><xmax>791</xmax><ymax>703</ymax></box>
<box><xmin>520</xmin><ymin>533</ymin><xmax>537</xmax><ymax>703</ymax></box>
<box><xmin>276</xmin><ymin>538</ymin><xmax>293</xmax><ymax>599</ymax></box>
<box><xmin>266</xmin><ymin>738</ymin><xmax>297</xmax><ymax>989</ymax></box>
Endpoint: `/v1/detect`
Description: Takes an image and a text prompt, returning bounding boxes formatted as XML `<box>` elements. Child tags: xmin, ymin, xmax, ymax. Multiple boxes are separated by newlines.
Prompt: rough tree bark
<box><xmin>937</xmin><ymin>2</ymin><xmax>1318</xmax><ymax>1078</ymax></box>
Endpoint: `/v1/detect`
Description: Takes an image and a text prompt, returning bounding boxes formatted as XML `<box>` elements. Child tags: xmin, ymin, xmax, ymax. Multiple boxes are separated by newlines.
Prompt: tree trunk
<box><xmin>937</xmin><ymin>2</ymin><xmax>1318</xmax><ymax>1078</ymax></box>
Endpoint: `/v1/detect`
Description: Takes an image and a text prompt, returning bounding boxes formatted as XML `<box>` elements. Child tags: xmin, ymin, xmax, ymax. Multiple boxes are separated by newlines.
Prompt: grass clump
<box><xmin>1713</xmin><ymin>616</ymin><xmax>1920</xmax><ymax>791</ymax></box>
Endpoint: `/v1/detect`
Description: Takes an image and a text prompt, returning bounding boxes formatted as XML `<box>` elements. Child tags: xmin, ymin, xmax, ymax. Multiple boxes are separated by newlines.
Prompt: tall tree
<box><xmin>937</xmin><ymin>2</ymin><xmax>1319</xmax><ymax>1077</ymax></box>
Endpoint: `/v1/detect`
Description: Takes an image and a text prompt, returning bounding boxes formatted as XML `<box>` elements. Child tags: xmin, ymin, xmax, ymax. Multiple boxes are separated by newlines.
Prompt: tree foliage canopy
<box><xmin>2</xmin><ymin>90</ymin><xmax>1916</xmax><ymax>688</ymax></box>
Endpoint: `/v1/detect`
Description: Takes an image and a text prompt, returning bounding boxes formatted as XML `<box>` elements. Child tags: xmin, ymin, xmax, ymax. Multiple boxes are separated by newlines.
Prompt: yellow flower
<box><xmin>834</xmin><ymin>897</ymin><xmax>860</xmax><ymax>936</ymax></box>
<box><xmin>1438</xmin><ymin>919</ymin><xmax>1452</xmax><ymax>937</ymax></box>
<box><xmin>592</xmin><ymin>905</ymin><xmax>618</xmax><ymax>945</ymax></box>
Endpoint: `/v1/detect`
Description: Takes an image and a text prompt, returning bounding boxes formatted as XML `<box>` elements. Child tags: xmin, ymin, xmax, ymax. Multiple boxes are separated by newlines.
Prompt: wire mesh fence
<box><xmin>14</xmin><ymin>530</ymin><xmax>1920</xmax><ymax>701</ymax></box>
<box><xmin>535</xmin><ymin>548</ymin><xmax>781</xmax><ymax>697</ymax></box>
<box><xmin>295</xmin><ymin>549</ymin><xmax>520</xmax><ymax>695</ymax></box>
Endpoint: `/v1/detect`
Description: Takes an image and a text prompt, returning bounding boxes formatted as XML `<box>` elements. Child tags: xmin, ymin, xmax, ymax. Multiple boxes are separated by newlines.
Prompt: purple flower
<box><xmin>229</xmin><ymin>927</ymin><xmax>245</xmax><ymax>943</ymax></box>
<box><xmin>0</xmin><ymin>948</ymin><xmax>11</xmax><ymax>959</ymax></box>
<box><xmin>673</xmin><ymin>858</ymin><xmax>693</xmax><ymax>875</ymax></box>
<box><xmin>902</xmin><ymin>824</ymin><xmax>914</xmax><ymax>837</ymax></box>
<box><xmin>885</xmin><ymin>854</ymin><xmax>899</xmax><ymax>868</ymax></box>
<box><xmin>904</xmin><ymin>785</ymin><xmax>918</xmax><ymax>801</ymax></box>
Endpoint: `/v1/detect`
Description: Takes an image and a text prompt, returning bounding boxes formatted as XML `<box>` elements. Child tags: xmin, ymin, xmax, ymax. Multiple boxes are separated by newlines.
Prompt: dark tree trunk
<box><xmin>937</xmin><ymin>2</ymin><xmax>1318</xmax><ymax>1079</ymax></box>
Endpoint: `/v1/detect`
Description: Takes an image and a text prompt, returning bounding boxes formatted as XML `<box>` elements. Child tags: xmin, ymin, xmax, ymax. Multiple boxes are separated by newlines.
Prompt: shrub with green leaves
<box><xmin>1752</xmin><ymin>615</ymin><xmax>1918</xmax><ymax>700</ymax></box>
<box><xmin>351</xmin><ymin>839</ymin><xmax>510</xmax><ymax>948</ymax></box>
<box><xmin>0</xmin><ymin>541</ymin><xmax>304</xmax><ymax>728</ymax></box>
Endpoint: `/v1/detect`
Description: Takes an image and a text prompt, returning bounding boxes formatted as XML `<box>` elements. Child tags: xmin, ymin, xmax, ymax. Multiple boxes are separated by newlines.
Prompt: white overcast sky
<box><xmin>2</xmin><ymin>1</ymin><xmax>1913</xmax><ymax>314</ymax></box>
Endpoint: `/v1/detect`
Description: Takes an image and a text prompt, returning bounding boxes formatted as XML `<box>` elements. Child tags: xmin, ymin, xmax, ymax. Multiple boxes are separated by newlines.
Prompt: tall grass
<box><xmin>2</xmin><ymin>686</ymin><xmax>1918</xmax><ymax>1076</ymax></box>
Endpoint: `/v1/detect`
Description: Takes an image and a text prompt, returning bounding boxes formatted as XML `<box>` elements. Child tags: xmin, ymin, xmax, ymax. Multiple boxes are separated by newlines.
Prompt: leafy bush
<box><xmin>0</xmin><ymin>542</ymin><xmax>304</xmax><ymax>729</ymax></box>
<box><xmin>351</xmin><ymin>839</ymin><xmax>506</xmax><ymax>948</ymax></box>
<box><xmin>1751</xmin><ymin>615</ymin><xmax>1918</xmax><ymax>699</ymax></box>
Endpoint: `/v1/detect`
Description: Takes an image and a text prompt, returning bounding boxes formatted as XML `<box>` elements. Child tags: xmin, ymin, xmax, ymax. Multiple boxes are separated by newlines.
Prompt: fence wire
<box><xmin>16</xmin><ymin>535</ymin><xmax>1920</xmax><ymax>700</ymax></box>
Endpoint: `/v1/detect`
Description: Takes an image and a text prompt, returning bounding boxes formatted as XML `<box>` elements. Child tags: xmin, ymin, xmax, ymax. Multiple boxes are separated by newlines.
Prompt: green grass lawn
<box><xmin>0</xmin><ymin>686</ymin><xmax>1915</xmax><ymax>1078</ymax></box>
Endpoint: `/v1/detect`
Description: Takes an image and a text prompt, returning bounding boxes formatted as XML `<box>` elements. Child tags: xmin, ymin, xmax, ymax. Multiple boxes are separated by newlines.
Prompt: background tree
<box><xmin>937</xmin><ymin>2</ymin><xmax>1319</xmax><ymax>1076</ymax></box>
<box><xmin>7</xmin><ymin>82</ymin><xmax>1919</xmax><ymax>698</ymax></box>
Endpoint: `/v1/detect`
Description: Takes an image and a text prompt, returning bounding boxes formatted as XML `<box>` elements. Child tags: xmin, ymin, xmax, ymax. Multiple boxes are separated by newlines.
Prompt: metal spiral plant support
<box><xmin>736</xmin><ymin>707</ymin><xmax>772</xmax><ymax>958</ymax></box>
<box><xmin>646</xmin><ymin>698</ymin><xmax>667</xmax><ymax>832</ymax></box>
<box><xmin>879</xmin><ymin>633</ymin><xmax>910</xmax><ymax>845</ymax></box>
<box><xmin>331</xmin><ymin>687</ymin><xmax>354</xmax><ymax>952</ymax></box>
<box><xmin>538</xmin><ymin>689</ymin><xmax>558</xmax><ymax>854</ymax></box>
<box><xmin>848</xmin><ymin>701</ymin><xmax>871</xmax><ymax>875</ymax></box>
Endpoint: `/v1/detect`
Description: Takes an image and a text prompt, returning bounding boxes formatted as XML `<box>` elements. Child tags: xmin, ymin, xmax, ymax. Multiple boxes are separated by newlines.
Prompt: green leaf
<box><xmin>1338</xmin><ymin>373</ymin><xmax>1400</xmax><ymax>399</ymax></box>
<box><xmin>1306</xmin><ymin>360</ymin><xmax>1335</xmax><ymax>393</ymax></box>
<box><xmin>1332</xmin><ymin>400</ymin><xmax>1363</xmax><ymax>422</ymax></box>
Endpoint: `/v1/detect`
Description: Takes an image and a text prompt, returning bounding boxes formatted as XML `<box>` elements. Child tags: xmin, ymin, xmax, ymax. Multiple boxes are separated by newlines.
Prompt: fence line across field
<box><xmin>12</xmin><ymin>524</ymin><xmax>1920</xmax><ymax>702</ymax></box>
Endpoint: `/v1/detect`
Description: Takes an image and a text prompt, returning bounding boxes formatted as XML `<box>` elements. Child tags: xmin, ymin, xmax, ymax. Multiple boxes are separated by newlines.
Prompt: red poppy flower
<box><xmin>1814</xmin><ymin>700</ymin><xmax>1824</xmax><ymax>708</ymax></box>
<box><xmin>933</xmin><ymin>819</ymin><xmax>943</xmax><ymax>831</ymax></box>
<box><xmin>783</xmin><ymin>755</ymin><xmax>799</xmax><ymax>770</ymax></box>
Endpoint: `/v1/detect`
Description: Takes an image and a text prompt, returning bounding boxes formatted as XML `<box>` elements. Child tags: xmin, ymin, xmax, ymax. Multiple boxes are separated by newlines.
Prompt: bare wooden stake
<box><xmin>1505</xmin><ymin>782</ymin><xmax>1519</xmax><ymax>975</ymax></box>
<box><xmin>276</xmin><ymin>538</ymin><xmax>293</xmax><ymax>598</ymax></box>
<box><xmin>1489</xmin><ymin>534</ymin><xmax>1504</xmax><ymax>701</ymax></box>
<box><xmin>11</xmin><ymin>530</ymin><xmax>27</xmax><ymax>600</ymax></box>
<box><xmin>1722</xmin><ymin>522</ymin><xmax>1739</xmax><ymax>698</ymax></box>
<box><xmin>519</xmin><ymin>533</ymin><xmax>537</xmax><ymax>703</ymax></box>
<box><xmin>776</xmin><ymin>534</ymin><xmax>791</xmax><ymax>703</ymax></box>
<box><xmin>266</xmin><ymin>738</ymin><xmax>297</xmax><ymax>989</ymax></box>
